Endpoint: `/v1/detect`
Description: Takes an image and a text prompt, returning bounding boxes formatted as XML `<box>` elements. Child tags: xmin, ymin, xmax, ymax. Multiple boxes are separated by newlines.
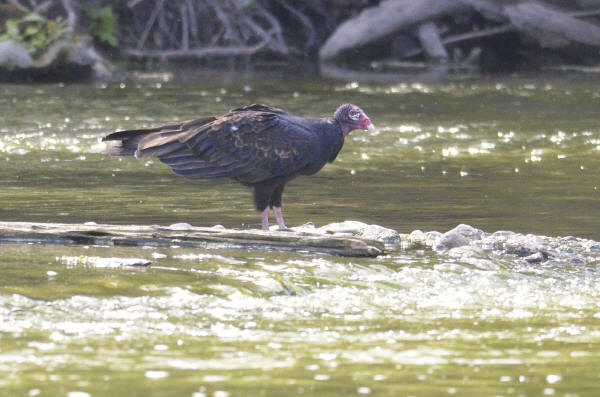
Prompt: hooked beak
<box><xmin>362</xmin><ymin>118</ymin><xmax>376</xmax><ymax>133</ymax></box>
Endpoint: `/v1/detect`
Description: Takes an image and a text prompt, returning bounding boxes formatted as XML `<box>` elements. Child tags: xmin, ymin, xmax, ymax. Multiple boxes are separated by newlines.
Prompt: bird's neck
<box><xmin>321</xmin><ymin>119</ymin><xmax>345</xmax><ymax>163</ymax></box>
<box><xmin>331</xmin><ymin>119</ymin><xmax>349</xmax><ymax>138</ymax></box>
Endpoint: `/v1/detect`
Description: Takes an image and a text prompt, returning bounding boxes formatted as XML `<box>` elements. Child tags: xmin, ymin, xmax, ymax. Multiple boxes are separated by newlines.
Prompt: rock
<box><xmin>0</xmin><ymin>40</ymin><xmax>34</xmax><ymax>68</ymax></box>
<box><xmin>503</xmin><ymin>234</ymin><xmax>549</xmax><ymax>258</ymax></box>
<box><xmin>169</xmin><ymin>222</ymin><xmax>194</xmax><ymax>230</ymax></box>
<box><xmin>523</xmin><ymin>251</ymin><xmax>547</xmax><ymax>264</ymax></box>
<box><xmin>402</xmin><ymin>229</ymin><xmax>441</xmax><ymax>249</ymax></box>
<box><xmin>447</xmin><ymin>245</ymin><xmax>500</xmax><ymax>270</ymax></box>
<box><xmin>425</xmin><ymin>231</ymin><xmax>443</xmax><ymax>244</ymax></box>
<box><xmin>1</xmin><ymin>35</ymin><xmax>113</xmax><ymax>81</ymax></box>
<box><xmin>405</xmin><ymin>229</ymin><xmax>427</xmax><ymax>247</ymax></box>
<box><xmin>68</xmin><ymin>38</ymin><xmax>113</xmax><ymax>78</ymax></box>
<box><xmin>433</xmin><ymin>224</ymin><xmax>486</xmax><ymax>251</ymax></box>
<box><xmin>361</xmin><ymin>223</ymin><xmax>402</xmax><ymax>244</ymax></box>
<box><xmin>321</xmin><ymin>220</ymin><xmax>401</xmax><ymax>244</ymax></box>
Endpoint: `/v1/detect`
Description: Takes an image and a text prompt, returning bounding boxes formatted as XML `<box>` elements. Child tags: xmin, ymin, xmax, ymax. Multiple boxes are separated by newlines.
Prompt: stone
<box><xmin>433</xmin><ymin>224</ymin><xmax>485</xmax><ymax>251</ymax></box>
<box><xmin>321</xmin><ymin>220</ymin><xmax>401</xmax><ymax>244</ymax></box>
<box><xmin>523</xmin><ymin>251</ymin><xmax>547</xmax><ymax>264</ymax></box>
<box><xmin>503</xmin><ymin>234</ymin><xmax>549</xmax><ymax>257</ymax></box>
<box><xmin>168</xmin><ymin>222</ymin><xmax>194</xmax><ymax>230</ymax></box>
<box><xmin>0</xmin><ymin>40</ymin><xmax>34</xmax><ymax>69</ymax></box>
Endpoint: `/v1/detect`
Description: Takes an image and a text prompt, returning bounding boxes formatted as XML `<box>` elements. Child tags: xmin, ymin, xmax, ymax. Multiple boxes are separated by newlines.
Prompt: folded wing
<box><xmin>103</xmin><ymin>105</ymin><xmax>320</xmax><ymax>185</ymax></box>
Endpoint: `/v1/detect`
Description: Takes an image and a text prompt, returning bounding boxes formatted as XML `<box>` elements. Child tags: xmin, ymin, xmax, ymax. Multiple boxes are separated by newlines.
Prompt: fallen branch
<box><xmin>417</xmin><ymin>21</ymin><xmax>448</xmax><ymax>60</ymax></box>
<box><xmin>506</xmin><ymin>1</ymin><xmax>600</xmax><ymax>48</ymax></box>
<box><xmin>126</xmin><ymin>42</ymin><xmax>268</xmax><ymax>58</ymax></box>
<box><xmin>404</xmin><ymin>24</ymin><xmax>513</xmax><ymax>58</ymax></box>
<box><xmin>399</xmin><ymin>4</ymin><xmax>600</xmax><ymax>59</ymax></box>
<box><xmin>458</xmin><ymin>0</ymin><xmax>508</xmax><ymax>23</ymax></box>
<box><xmin>319</xmin><ymin>0</ymin><xmax>469</xmax><ymax>60</ymax></box>
<box><xmin>0</xmin><ymin>221</ymin><xmax>384</xmax><ymax>257</ymax></box>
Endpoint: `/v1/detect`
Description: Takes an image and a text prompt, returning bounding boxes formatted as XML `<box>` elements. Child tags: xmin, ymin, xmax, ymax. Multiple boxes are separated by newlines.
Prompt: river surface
<box><xmin>1</xmin><ymin>70</ymin><xmax>599</xmax><ymax>396</ymax></box>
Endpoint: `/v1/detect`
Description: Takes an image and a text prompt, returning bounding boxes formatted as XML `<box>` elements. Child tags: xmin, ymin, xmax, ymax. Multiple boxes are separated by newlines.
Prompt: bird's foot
<box><xmin>272</xmin><ymin>206</ymin><xmax>292</xmax><ymax>232</ymax></box>
<box><xmin>261</xmin><ymin>208</ymin><xmax>270</xmax><ymax>231</ymax></box>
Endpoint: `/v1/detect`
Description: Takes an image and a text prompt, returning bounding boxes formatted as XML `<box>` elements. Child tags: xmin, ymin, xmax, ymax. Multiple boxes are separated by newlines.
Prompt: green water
<box><xmin>1</xmin><ymin>71</ymin><xmax>599</xmax><ymax>396</ymax></box>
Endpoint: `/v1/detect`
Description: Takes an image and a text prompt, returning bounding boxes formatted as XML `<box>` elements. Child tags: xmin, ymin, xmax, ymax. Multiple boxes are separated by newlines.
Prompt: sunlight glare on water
<box><xmin>1</xmin><ymin>72</ymin><xmax>600</xmax><ymax>396</ymax></box>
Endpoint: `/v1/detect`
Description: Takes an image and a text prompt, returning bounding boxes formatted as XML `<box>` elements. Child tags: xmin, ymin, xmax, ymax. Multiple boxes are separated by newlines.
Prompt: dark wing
<box><xmin>102</xmin><ymin>118</ymin><xmax>215</xmax><ymax>157</ymax></box>
<box><xmin>132</xmin><ymin>106</ymin><xmax>321</xmax><ymax>184</ymax></box>
<box><xmin>230</xmin><ymin>104</ymin><xmax>287</xmax><ymax>114</ymax></box>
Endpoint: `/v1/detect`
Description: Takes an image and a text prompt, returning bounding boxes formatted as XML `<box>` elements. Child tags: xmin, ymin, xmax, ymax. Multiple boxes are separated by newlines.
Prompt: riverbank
<box><xmin>4</xmin><ymin>1</ymin><xmax>600</xmax><ymax>82</ymax></box>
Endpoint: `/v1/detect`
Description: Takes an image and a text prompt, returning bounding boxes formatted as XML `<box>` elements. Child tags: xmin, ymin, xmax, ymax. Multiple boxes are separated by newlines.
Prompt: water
<box><xmin>1</xmin><ymin>71</ymin><xmax>599</xmax><ymax>396</ymax></box>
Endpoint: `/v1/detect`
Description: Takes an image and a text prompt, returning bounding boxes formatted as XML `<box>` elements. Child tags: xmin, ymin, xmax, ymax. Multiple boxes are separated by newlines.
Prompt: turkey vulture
<box><xmin>102</xmin><ymin>104</ymin><xmax>374</xmax><ymax>230</ymax></box>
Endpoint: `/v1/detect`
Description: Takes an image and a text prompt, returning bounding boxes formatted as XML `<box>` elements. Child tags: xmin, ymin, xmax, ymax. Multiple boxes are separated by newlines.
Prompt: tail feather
<box><xmin>101</xmin><ymin>132</ymin><xmax>150</xmax><ymax>156</ymax></box>
<box><xmin>101</xmin><ymin>128</ymin><xmax>167</xmax><ymax>157</ymax></box>
<box><xmin>101</xmin><ymin>116</ymin><xmax>242</xmax><ymax>181</ymax></box>
<box><xmin>102</xmin><ymin>118</ymin><xmax>215</xmax><ymax>158</ymax></box>
<box><xmin>101</xmin><ymin>124</ymin><xmax>185</xmax><ymax>157</ymax></box>
<box><xmin>102</xmin><ymin>141</ymin><xmax>138</xmax><ymax>156</ymax></box>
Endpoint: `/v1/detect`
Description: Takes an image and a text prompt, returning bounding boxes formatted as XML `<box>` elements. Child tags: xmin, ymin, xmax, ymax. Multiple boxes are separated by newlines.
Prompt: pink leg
<box><xmin>273</xmin><ymin>206</ymin><xmax>289</xmax><ymax>230</ymax></box>
<box><xmin>261</xmin><ymin>208</ymin><xmax>270</xmax><ymax>231</ymax></box>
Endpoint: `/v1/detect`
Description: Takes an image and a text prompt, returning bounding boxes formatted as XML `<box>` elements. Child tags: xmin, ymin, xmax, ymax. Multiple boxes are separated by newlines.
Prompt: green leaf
<box><xmin>21</xmin><ymin>13</ymin><xmax>46</xmax><ymax>24</ymax></box>
<box><xmin>6</xmin><ymin>20</ymin><xmax>20</xmax><ymax>38</ymax></box>
<box><xmin>24</xmin><ymin>25</ymin><xmax>41</xmax><ymax>37</ymax></box>
<box><xmin>87</xmin><ymin>6</ymin><xmax>118</xmax><ymax>47</ymax></box>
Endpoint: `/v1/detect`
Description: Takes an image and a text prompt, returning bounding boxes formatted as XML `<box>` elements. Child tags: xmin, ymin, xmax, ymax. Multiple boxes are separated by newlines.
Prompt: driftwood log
<box><xmin>319</xmin><ymin>0</ymin><xmax>600</xmax><ymax>65</ymax></box>
<box><xmin>0</xmin><ymin>221</ymin><xmax>385</xmax><ymax>258</ymax></box>
<box><xmin>505</xmin><ymin>2</ymin><xmax>600</xmax><ymax>47</ymax></box>
<box><xmin>319</xmin><ymin>0</ymin><xmax>467</xmax><ymax>60</ymax></box>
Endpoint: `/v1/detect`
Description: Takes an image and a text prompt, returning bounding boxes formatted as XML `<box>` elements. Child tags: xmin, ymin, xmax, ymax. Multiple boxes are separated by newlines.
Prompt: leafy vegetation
<box><xmin>0</xmin><ymin>13</ymin><xmax>67</xmax><ymax>56</ymax></box>
<box><xmin>86</xmin><ymin>6</ymin><xmax>118</xmax><ymax>47</ymax></box>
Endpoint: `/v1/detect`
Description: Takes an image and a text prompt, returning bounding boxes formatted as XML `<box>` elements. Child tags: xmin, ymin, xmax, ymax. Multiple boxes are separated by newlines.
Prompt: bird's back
<box><xmin>102</xmin><ymin>104</ymin><xmax>344</xmax><ymax>185</ymax></box>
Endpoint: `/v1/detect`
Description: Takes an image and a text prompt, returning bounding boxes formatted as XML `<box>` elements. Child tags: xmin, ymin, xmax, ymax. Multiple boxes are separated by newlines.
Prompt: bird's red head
<box><xmin>334</xmin><ymin>104</ymin><xmax>375</xmax><ymax>137</ymax></box>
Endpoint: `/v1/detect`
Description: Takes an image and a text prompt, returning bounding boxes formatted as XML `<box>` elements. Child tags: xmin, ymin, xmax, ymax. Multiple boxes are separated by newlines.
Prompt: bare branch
<box><xmin>212</xmin><ymin>1</ymin><xmax>242</xmax><ymax>44</ymax></box>
<box><xmin>180</xmin><ymin>3</ymin><xmax>189</xmax><ymax>50</ymax></box>
<box><xmin>126</xmin><ymin>42</ymin><xmax>268</xmax><ymax>58</ymax></box>
<box><xmin>185</xmin><ymin>0</ymin><xmax>199</xmax><ymax>46</ymax></box>
<box><xmin>137</xmin><ymin>0</ymin><xmax>164</xmax><ymax>50</ymax></box>
<box><xmin>127</xmin><ymin>0</ymin><xmax>149</xmax><ymax>8</ymax></box>
<box><xmin>404</xmin><ymin>24</ymin><xmax>513</xmax><ymax>58</ymax></box>
<box><xmin>274</xmin><ymin>0</ymin><xmax>317</xmax><ymax>53</ymax></box>
<box><xmin>158</xmin><ymin>3</ymin><xmax>179</xmax><ymax>48</ymax></box>
<box><xmin>253</xmin><ymin>5</ymin><xmax>289</xmax><ymax>54</ymax></box>
<box><xmin>61</xmin><ymin>0</ymin><xmax>77</xmax><ymax>34</ymax></box>
<box><xmin>417</xmin><ymin>21</ymin><xmax>448</xmax><ymax>60</ymax></box>
<box><xmin>7</xmin><ymin>0</ymin><xmax>28</xmax><ymax>13</ymax></box>
<box><xmin>33</xmin><ymin>0</ymin><xmax>52</xmax><ymax>14</ymax></box>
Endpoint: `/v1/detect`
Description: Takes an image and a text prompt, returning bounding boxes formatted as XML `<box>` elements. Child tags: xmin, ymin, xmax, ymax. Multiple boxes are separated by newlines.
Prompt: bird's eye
<box><xmin>349</xmin><ymin>110</ymin><xmax>360</xmax><ymax>120</ymax></box>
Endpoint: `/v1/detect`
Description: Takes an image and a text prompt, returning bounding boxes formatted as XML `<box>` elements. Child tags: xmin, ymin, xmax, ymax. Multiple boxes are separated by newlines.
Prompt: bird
<box><xmin>102</xmin><ymin>104</ymin><xmax>375</xmax><ymax>231</ymax></box>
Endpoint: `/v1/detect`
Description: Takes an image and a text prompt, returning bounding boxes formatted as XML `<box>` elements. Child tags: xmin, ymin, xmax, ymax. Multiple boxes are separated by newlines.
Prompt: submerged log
<box><xmin>0</xmin><ymin>221</ymin><xmax>385</xmax><ymax>257</ymax></box>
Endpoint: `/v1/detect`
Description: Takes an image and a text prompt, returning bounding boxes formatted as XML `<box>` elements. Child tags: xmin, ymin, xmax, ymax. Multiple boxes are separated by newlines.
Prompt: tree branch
<box><xmin>126</xmin><ymin>42</ymin><xmax>268</xmax><ymax>58</ymax></box>
<box><xmin>137</xmin><ymin>0</ymin><xmax>164</xmax><ymax>50</ymax></box>
<box><xmin>274</xmin><ymin>0</ymin><xmax>317</xmax><ymax>53</ymax></box>
<box><xmin>61</xmin><ymin>0</ymin><xmax>77</xmax><ymax>34</ymax></box>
